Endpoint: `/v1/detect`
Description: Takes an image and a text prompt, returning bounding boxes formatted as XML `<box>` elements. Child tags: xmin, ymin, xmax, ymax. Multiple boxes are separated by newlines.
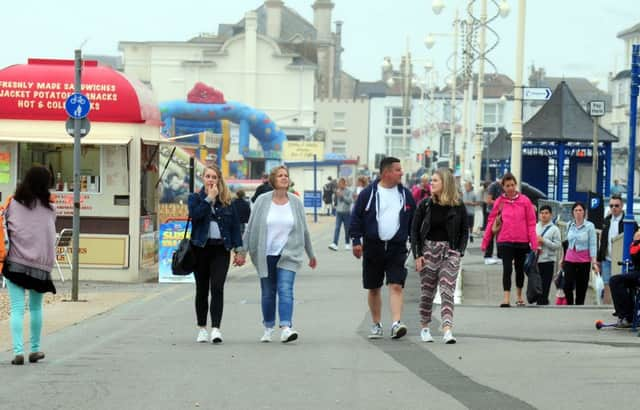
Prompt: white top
<box><xmin>376</xmin><ymin>184</ymin><xmax>402</xmax><ymax>241</ymax></box>
<box><xmin>208</xmin><ymin>205</ymin><xmax>221</xmax><ymax>239</ymax></box>
<box><xmin>607</xmin><ymin>214</ymin><xmax>623</xmax><ymax>260</ymax></box>
<box><xmin>266</xmin><ymin>201</ymin><xmax>295</xmax><ymax>256</ymax></box>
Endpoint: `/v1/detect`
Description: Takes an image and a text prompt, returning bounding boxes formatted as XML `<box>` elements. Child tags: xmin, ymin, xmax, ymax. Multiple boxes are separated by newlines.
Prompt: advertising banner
<box><xmin>158</xmin><ymin>219</ymin><xmax>194</xmax><ymax>283</ymax></box>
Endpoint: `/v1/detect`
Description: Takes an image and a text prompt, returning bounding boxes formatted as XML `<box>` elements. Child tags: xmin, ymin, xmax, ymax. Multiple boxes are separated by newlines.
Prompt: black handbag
<box><xmin>171</xmin><ymin>219</ymin><xmax>197</xmax><ymax>276</ymax></box>
<box><xmin>525</xmin><ymin>250</ymin><xmax>543</xmax><ymax>304</ymax></box>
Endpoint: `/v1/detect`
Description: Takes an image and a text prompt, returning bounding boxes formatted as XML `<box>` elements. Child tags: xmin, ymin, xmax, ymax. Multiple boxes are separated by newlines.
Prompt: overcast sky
<box><xmin>2</xmin><ymin>1</ymin><xmax>637</xmax><ymax>90</ymax></box>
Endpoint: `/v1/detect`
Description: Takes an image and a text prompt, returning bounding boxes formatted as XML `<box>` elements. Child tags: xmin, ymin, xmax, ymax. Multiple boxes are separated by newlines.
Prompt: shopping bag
<box><xmin>555</xmin><ymin>289</ymin><xmax>567</xmax><ymax>305</ymax></box>
<box><xmin>593</xmin><ymin>271</ymin><xmax>605</xmax><ymax>305</ymax></box>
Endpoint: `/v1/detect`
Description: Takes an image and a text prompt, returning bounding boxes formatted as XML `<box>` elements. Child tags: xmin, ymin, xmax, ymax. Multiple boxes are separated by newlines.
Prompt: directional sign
<box><xmin>64</xmin><ymin>92</ymin><xmax>91</xmax><ymax>119</ymax></box>
<box><xmin>523</xmin><ymin>87</ymin><xmax>552</xmax><ymax>101</ymax></box>
<box><xmin>65</xmin><ymin>117</ymin><xmax>91</xmax><ymax>138</ymax></box>
<box><xmin>588</xmin><ymin>100</ymin><xmax>606</xmax><ymax>117</ymax></box>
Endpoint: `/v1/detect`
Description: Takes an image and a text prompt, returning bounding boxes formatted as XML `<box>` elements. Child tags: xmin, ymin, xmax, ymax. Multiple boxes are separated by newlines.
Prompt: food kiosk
<box><xmin>0</xmin><ymin>58</ymin><xmax>162</xmax><ymax>282</ymax></box>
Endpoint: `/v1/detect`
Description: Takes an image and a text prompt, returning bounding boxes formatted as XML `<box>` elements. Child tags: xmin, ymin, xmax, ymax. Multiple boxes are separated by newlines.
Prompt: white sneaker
<box><xmin>328</xmin><ymin>243</ymin><xmax>338</xmax><ymax>251</ymax></box>
<box><xmin>196</xmin><ymin>328</ymin><xmax>209</xmax><ymax>343</ymax></box>
<box><xmin>390</xmin><ymin>321</ymin><xmax>408</xmax><ymax>339</ymax></box>
<box><xmin>443</xmin><ymin>329</ymin><xmax>457</xmax><ymax>344</ymax></box>
<box><xmin>420</xmin><ymin>328</ymin><xmax>434</xmax><ymax>343</ymax></box>
<box><xmin>484</xmin><ymin>257</ymin><xmax>500</xmax><ymax>265</ymax></box>
<box><xmin>210</xmin><ymin>327</ymin><xmax>223</xmax><ymax>344</ymax></box>
<box><xmin>260</xmin><ymin>327</ymin><xmax>275</xmax><ymax>343</ymax></box>
<box><xmin>344</xmin><ymin>243</ymin><xmax>351</xmax><ymax>250</ymax></box>
<box><xmin>280</xmin><ymin>327</ymin><xmax>299</xmax><ymax>343</ymax></box>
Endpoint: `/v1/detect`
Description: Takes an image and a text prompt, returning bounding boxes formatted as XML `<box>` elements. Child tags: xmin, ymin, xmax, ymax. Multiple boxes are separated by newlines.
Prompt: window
<box><xmin>484</xmin><ymin>103</ymin><xmax>504</xmax><ymax>126</ymax></box>
<box><xmin>333</xmin><ymin>112</ymin><xmax>346</xmax><ymax>129</ymax></box>
<box><xmin>440</xmin><ymin>133</ymin><xmax>451</xmax><ymax>156</ymax></box>
<box><xmin>617</xmin><ymin>81</ymin><xmax>628</xmax><ymax>106</ymax></box>
<box><xmin>384</xmin><ymin>106</ymin><xmax>411</xmax><ymax>136</ymax></box>
<box><xmin>18</xmin><ymin>143</ymin><xmax>101</xmax><ymax>193</ymax></box>
<box><xmin>443</xmin><ymin>101</ymin><xmax>452</xmax><ymax>122</ymax></box>
<box><xmin>332</xmin><ymin>140</ymin><xmax>346</xmax><ymax>154</ymax></box>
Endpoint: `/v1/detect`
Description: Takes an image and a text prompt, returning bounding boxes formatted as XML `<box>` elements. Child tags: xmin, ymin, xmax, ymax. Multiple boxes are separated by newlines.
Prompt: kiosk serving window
<box><xmin>18</xmin><ymin>143</ymin><xmax>101</xmax><ymax>192</ymax></box>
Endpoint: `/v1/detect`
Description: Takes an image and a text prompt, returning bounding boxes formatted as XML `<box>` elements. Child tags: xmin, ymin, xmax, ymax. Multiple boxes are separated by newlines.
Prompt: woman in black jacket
<box><xmin>411</xmin><ymin>168</ymin><xmax>468</xmax><ymax>344</ymax></box>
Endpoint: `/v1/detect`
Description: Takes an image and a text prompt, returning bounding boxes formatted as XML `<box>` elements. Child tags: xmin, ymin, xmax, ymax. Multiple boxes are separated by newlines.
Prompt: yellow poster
<box><xmin>282</xmin><ymin>141</ymin><xmax>324</xmax><ymax>161</ymax></box>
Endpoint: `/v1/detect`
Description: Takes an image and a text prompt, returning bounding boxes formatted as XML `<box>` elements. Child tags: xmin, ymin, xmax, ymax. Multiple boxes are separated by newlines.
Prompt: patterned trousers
<box><xmin>420</xmin><ymin>240</ymin><xmax>461</xmax><ymax>328</ymax></box>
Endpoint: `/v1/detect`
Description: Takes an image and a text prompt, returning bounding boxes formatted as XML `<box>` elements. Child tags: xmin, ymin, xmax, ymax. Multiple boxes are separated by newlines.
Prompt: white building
<box><xmin>606</xmin><ymin>22</ymin><xmax>640</xmax><ymax>188</ymax></box>
<box><xmin>119</xmin><ymin>1</ymin><xmax>356</xmax><ymax>146</ymax></box>
<box><xmin>358</xmin><ymin>73</ymin><xmax>514</xmax><ymax>181</ymax></box>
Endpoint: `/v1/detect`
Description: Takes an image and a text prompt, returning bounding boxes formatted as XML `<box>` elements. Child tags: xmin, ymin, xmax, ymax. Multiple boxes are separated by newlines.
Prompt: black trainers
<box><xmin>29</xmin><ymin>352</ymin><xmax>45</xmax><ymax>363</ymax></box>
<box><xmin>11</xmin><ymin>355</ymin><xmax>24</xmax><ymax>365</ymax></box>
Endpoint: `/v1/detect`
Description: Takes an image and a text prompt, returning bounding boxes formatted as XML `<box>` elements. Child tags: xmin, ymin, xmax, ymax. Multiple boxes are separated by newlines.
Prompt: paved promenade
<box><xmin>1</xmin><ymin>216</ymin><xmax>638</xmax><ymax>410</ymax></box>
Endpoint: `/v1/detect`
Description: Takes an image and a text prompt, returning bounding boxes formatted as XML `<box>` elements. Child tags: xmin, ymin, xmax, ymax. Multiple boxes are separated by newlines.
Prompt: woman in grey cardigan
<box><xmin>242</xmin><ymin>165</ymin><xmax>317</xmax><ymax>343</ymax></box>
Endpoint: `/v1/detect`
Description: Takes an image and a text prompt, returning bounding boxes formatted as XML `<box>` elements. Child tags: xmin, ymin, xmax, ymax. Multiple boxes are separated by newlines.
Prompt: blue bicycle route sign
<box><xmin>64</xmin><ymin>93</ymin><xmax>91</xmax><ymax>119</ymax></box>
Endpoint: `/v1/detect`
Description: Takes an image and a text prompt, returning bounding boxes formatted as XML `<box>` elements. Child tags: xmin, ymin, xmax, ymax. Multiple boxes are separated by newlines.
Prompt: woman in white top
<box><xmin>241</xmin><ymin>165</ymin><xmax>317</xmax><ymax>343</ymax></box>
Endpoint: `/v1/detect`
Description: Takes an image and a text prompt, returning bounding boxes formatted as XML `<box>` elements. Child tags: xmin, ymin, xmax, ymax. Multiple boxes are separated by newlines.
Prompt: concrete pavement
<box><xmin>1</xmin><ymin>216</ymin><xmax>639</xmax><ymax>409</ymax></box>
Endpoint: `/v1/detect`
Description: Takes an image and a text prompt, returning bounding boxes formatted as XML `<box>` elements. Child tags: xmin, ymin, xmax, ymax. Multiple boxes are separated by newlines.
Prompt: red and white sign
<box><xmin>0</xmin><ymin>58</ymin><xmax>160</xmax><ymax>124</ymax></box>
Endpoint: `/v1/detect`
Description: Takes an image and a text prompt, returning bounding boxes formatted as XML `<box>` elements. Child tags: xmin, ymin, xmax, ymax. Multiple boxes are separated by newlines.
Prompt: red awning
<box><xmin>0</xmin><ymin>58</ymin><xmax>160</xmax><ymax>124</ymax></box>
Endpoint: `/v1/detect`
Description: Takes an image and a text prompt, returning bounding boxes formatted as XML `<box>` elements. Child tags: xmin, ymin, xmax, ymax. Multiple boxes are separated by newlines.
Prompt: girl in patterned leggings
<box><xmin>410</xmin><ymin>168</ymin><xmax>468</xmax><ymax>344</ymax></box>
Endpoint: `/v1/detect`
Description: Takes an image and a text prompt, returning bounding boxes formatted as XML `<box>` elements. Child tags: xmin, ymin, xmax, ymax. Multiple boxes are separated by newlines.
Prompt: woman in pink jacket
<box><xmin>481</xmin><ymin>172</ymin><xmax>537</xmax><ymax>307</ymax></box>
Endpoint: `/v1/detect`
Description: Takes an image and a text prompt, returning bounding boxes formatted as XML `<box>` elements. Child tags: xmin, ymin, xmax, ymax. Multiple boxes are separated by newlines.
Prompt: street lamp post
<box><xmin>509</xmin><ymin>0</ymin><xmax>526</xmax><ymax>182</ymax></box>
<box><xmin>470</xmin><ymin>0</ymin><xmax>510</xmax><ymax>189</ymax></box>
<box><xmin>432</xmin><ymin>0</ymin><xmax>509</xmax><ymax>185</ymax></box>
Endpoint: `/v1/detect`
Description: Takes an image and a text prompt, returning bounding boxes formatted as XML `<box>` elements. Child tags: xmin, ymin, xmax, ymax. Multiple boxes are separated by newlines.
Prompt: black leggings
<box><xmin>497</xmin><ymin>243</ymin><xmax>529</xmax><ymax>291</ymax></box>
<box><xmin>563</xmin><ymin>261</ymin><xmax>590</xmax><ymax>305</ymax></box>
<box><xmin>193</xmin><ymin>243</ymin><xmax>230</xmax><ymax>328</ymax></box>
<box><xmin>537</xmin><ymin>261</ymin><xmax>555</xmax><ymax>305</ymax></box>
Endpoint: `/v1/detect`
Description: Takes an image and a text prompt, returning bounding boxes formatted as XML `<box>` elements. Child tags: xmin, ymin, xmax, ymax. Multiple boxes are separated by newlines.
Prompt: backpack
<box><xmin>0</xmin><ymin>196</ymin><xmax>14</xmax><ymax>273</ymax></box>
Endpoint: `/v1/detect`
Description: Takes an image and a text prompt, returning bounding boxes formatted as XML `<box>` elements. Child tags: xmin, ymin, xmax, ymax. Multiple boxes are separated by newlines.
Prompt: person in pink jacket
<box><xmin>481</xmin><ymin>172</ymin><xmax>537</xmax><ymax>307</ymax></box>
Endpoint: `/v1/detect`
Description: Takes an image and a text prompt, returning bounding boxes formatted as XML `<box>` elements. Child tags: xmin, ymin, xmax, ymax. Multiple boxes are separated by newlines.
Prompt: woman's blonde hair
<box><xmin>204</xmin><ymin>165</ymin><xmax>232</xmax><ymax>206</ymax></box>
<box><xmin>268</xmin><ymin>165</ymin><xmax>289</xmax><ymax>189</ymax></box>
<box><xmin>432</xmin><ymin>168</ymin><xmax>460</xmax><ymax>206</ymax></box>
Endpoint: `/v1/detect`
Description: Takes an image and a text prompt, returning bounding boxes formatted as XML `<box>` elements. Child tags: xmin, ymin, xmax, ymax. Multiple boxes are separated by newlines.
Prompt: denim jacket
<box><xmin>566</xmin><ymin>220</ymin><xmax>597</xmax><ymax>258</ymax></box>
<box><xmin>187</xmin><ymin>189</ymin><xmax>242</xmax><ymax>250</ymax></box>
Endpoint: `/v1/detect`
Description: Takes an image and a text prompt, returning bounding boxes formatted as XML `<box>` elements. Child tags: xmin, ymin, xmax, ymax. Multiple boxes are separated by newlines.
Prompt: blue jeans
<box><xmin>601</xmin><ymin>260</ymin><xmax>612</xmax><ymax>285</ymax></box>
<box><xmin>333</xmin><ymin>212</ymin><xmax>351</xmax><ymax>245</ymax></box>
<box><xmin>6</xmin><ymin>279</ymin><xmax>43</xmax><ymax>355</ymax></box>
<box><xmin>260</xmin><ymin>255</ymin><xmax>296</xmax><ymax>328</ymax></box>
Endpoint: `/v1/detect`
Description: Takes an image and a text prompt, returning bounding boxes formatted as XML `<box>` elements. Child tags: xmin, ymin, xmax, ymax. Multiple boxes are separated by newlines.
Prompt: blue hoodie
<box><xmin>349</xmin><ymin>179</ymin><xmax>415</xmax><ymax>246</ymax></box>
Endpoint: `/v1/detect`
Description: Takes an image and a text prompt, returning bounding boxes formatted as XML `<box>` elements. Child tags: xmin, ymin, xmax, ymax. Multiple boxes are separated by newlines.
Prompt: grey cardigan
<box><xmin>241</xmin><ymin>191</ymin><xmax>315</xmax><ymax>278</ymax></box>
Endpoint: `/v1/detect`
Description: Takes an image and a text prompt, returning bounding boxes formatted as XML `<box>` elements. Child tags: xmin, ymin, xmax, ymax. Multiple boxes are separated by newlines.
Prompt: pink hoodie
<box><xmin>481</xmin><ymin>193</ymin><xmax>538</xmax><ymax>251</ymax></box>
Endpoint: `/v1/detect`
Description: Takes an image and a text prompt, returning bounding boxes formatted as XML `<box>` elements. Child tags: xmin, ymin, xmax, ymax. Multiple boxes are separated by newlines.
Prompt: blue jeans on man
<box><xmin>333</xmin><ymin>211</ymin><xmax>351</xmax><ymax>245</ymax></box>
<box><xmin>260</xmin><ymin>255</ymin><xmax>296</xmax><ymax>328</ymax></box>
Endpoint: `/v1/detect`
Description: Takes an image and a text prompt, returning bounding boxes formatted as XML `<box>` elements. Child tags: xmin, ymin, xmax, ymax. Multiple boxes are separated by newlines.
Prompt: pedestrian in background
<box><xmin>535</xmin><ymin>205</ymin><xmax>561</xmax><ymax>305</ymax></box>
<box><xmin>411</xmin><ymin>174</ymin><xmax>431</xmax><ymax>206</ymax></box>
<box><xmin>251</xmin><ymin>173</ymin><xmax>273</xmax><ymax>203</ymax></box>
<box><xmin>462</xmin><ymin>181</ymin><xmax>479</xmax><ymax>243</ymax></box>
<box><xmin>610</xmin><ymin>179</ymin><xmax>624</xmax><ymax>196</ymax></box>
<box><xmin>188</xmin><ymin>166</ymin><xmax>245</xmax><ymax>344</ymax></box>
<box><xmin>355</xmin><ymin>175</ymin><xmax>369</xmax><ymax>198</ymax></box>
<box><xmin>231</xmin><ymin>189</ymin><xmax>251</xmax><ymax>236</ymax></box>
<box><xmin>241</xmin><ymin>165</ymin><xmax>317</xmax><ymax>343</ymax></box>
<box><xmin>411</xmin><ymin>168</ymin><xmax>468</xmax><ymax>344</ymax></box>
<box><xmin>350</xmin><ymin>157</ymin><xmax>416</xmax><ymax>340</ymax></box>
<box><xmin>597</xmin><ymin>194</ymin><xmax>637</xmax><ymax>304</ymax></box>
<box><xmin>328</xmin><ymin>177</ymin><xmax>353</xmax><ymax>251</ymax></box>
<box><xmin>482</xmin><ymin>172</ymin><xmax>537</xmax><ymax>307</ymax></box>
<box><xmin>3</xmin><ymin>166</ymin><xmax>57</xmax><ymax>365</ymax></box>
<box><xmin>563</xmin><ymin>202</ymin><xmax>599</xmax><ymax>305</ymax></box>
<box><xmin>322</xmin><ymin>176</ymin><xmax>337</xmax><ymax>216</ymax></box>
<box><xmin>483</xmin><ymin>178</ymin><xmax>503</xmax><ymax>264</ymax></box>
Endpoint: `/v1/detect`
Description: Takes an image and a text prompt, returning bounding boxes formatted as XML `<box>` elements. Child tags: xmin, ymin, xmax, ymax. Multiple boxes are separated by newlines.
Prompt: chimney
<box><xmin>312</xmin><ymin>0</ymin><xmax>334</xmax><ymax>43</ymax></box>
<box><xmin>264</xmin><ymin>0</ymin><xmax>283</xmax><ymax>39</ymax></box>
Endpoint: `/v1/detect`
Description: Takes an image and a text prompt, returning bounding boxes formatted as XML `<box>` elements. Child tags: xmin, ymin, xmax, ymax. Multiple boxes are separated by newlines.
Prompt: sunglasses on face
<box><xmin>609</xmin><ymin>204</ymin><xmax>621</xmax><ymax>208</ymax></box>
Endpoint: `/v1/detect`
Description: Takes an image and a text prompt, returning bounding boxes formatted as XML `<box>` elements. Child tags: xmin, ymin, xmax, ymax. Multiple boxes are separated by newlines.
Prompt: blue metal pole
<box><xmin>622</xmin><ymin>44</ymin><xmax>640</xmax><ymax>270</ymax></box>
<box><xmin>556</xmin><ymin>143</ymin><xmax>565</xmax><ymax>201</ymax></box>
<box><xmin>313</xmin><ymin>154</ymin><xmax>318</xmax><ymax>223</ymax></box>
